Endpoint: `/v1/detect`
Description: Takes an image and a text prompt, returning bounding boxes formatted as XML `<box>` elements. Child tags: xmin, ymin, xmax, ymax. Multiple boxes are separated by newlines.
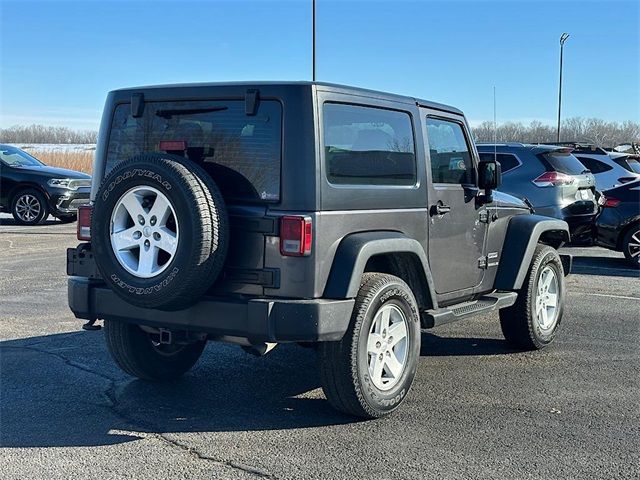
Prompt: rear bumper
<box><xmin>68</xmin><ymin>276</ymin><xmax>354</xmax><ymax>343</ymax></box>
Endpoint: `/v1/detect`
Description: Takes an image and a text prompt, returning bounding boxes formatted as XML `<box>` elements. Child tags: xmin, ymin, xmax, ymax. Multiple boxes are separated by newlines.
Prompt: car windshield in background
<box><xmin>0</xmin><ymin>146</ymin><xmax>44</xmax><ymax>167</ymax></box>
<box><xmin>106</xmin><ymin>100</ymin><xmax>282</xmax><ymax>202</ymax></box>
<box><xmin>541</xmin><ymin>150</ymin><xmax>588</xmax><ymax>175</ymax></box>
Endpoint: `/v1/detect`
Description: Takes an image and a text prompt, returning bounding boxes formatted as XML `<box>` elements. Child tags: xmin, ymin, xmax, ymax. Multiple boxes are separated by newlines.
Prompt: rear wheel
<box><xmin>318</xmin><ymin>273</ymin><xmax>421</xmax><ymax>418</ymax></box>
<box><xmin>499</xmin><ymin>245</ymin><xmax>565</xmax><ymax>350</ymax></box>
<box><xmin>104</xmin><ymin>320</ymin><xmax>206</xmax><ymax>381</ymax></box>
<box><xmin>622</xmin><ymin>225</ymin><xmax>640</xmax><ymax>269</ymax></box>
<box><xmin>12</xmin><ymin>189</ymin><xmax>49</xmax><ymax>225</ymax></box>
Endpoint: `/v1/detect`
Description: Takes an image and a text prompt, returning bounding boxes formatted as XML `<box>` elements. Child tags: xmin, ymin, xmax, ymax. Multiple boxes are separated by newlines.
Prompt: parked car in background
<box><xmin>0</xmin><ymin>144</ymin><xmax>91</xmax><ymax>225</ymax></box>
<box><xmin>551</xmin><ymin>143</ymin><xmax>640</xmax><ymax>190</ymax></box>
<box><xmin>477</xmin><ymin>143</ymin><xmax>598</xmax><ymax>242</ymax></box>
<box><xmin>595</xmin><ymin>179</ymin><xmax>640</xmax><ymax>269</ymax></box>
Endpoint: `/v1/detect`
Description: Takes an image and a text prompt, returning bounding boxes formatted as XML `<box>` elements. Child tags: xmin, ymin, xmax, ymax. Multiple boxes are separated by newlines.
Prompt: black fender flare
<box><xmin>323</xmin><ymin>231</ymin><xmax>438</xmax><ymax>306</ymax></box>
<box><xmin>494</xmin><ymin>215</ymin><xmax>570</xmax><ymax>291</ymax></box>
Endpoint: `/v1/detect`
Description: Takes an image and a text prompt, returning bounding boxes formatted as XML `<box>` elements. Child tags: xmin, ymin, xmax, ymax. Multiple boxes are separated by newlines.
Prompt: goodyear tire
<box><xmin>499</xmin><ymin>244</ymin><xmax>565</xmax><ymax>350</ymax></box>
<box><xmin>92</xmin><ymin>153</ymin><xmax>228</xmax><ymax>311</ymax></box>
<box><xmin>104</xmin><ymin>320</ymin><xmax>206</xmax><ymax>381</ymax></box>
<box><xmin>318</xmin><ymin>273</ymin><xmax>421</xmax><ymax>418</ymax></box>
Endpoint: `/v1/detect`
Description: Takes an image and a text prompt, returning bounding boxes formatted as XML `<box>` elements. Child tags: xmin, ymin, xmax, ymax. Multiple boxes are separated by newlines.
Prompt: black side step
<box><xmin>422</xmin><ymin>292</ymin><xmax>517</xmax><ymax>328</ymax></box>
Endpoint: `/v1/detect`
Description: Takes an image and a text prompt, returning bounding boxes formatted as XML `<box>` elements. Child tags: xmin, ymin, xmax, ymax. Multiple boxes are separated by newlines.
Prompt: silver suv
<box><xmin>477</xmin><ymin>143</ymin><xmax>598</xmax><ymax>241</ymax></box>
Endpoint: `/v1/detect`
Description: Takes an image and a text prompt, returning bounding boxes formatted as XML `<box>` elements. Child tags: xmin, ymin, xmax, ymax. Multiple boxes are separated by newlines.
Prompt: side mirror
<box><xmin>478</xmin><ymin>160</ymin><xmax>502</xmax><ymax>203</ymax></box>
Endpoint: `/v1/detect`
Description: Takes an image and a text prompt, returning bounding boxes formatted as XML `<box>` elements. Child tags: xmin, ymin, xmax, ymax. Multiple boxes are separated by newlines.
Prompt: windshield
<box><xmin>0</xmin><ymin>146</ymin><xmax>44</xmax><ymax>167</ymax></box>
<box><xmin>540</xmin><ymin>151</ymin><xmax>588</xmax><ymax>175</ymax></box>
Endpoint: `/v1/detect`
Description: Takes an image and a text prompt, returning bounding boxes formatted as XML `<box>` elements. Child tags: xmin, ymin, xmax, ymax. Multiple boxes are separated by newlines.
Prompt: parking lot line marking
<box><xmin>570</xmin><ymin>292</ymin><xmax>640</xmax><ymax>301</ymax></box>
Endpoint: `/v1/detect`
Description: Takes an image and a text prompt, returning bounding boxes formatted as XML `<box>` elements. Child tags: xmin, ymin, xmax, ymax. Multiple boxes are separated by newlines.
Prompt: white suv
<box><xmin>558</xmin><ymin>144</ymin><xmax>640</xmax><ymax>190</ymax></box>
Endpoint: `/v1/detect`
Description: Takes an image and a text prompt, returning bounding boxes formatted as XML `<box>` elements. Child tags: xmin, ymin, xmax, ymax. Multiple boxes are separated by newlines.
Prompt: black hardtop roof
<box><xmin>110</xmin><ymin>81</ymin><xmax>463</xmax><ymax>115</ymax></box>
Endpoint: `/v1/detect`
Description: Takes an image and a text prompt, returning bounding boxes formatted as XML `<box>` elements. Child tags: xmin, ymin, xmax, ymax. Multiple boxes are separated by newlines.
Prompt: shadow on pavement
<box><xmin>571</xmin><ymin>255</ymin><xmax>639</xmax><ymax>278</ymax></box>
<box><xmin>1</xmin><ymin>327</ymin><xmax>526</xmax><ymax>449</ymax></box>
<box><xmin>421</xmin><ymin>331</ymin><xmax>516</xmax><ymax>357</ymax></box>
<box><xmin>0</xmin><ymin>331</ymin><xmax>353</xmax><ymax>449</ymax></box>
<box><xmin>0</xmin><ymin>216</ymin><xmax>65</xmax><ymax>227</ymax></box>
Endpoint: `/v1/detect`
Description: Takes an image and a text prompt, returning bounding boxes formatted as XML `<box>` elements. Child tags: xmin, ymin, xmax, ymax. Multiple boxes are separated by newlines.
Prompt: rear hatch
<box><xmin>103</xmin><ymin>97</ymin><xmax>283</xmax><ymax>295</ymax></box>
<box><xmin>536</xmin><ymin>148</ymin><xmax>598</xmax><ymax>214</ymax></box>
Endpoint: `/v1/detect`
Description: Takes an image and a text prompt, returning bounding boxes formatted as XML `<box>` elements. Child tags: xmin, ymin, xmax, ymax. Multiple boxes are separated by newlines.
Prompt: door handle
<box><xmin>430</xmin><ymin>203</ymin><xmax>451</xmax><ymax>216</ymax></box>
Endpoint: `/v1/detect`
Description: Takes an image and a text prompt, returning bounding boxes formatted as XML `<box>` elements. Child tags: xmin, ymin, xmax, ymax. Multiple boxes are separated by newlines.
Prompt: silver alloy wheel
<box><xmin>15</xmin><ymin>194</ymin><xmax>42</xmax><ymax>222</ymax></box>
<box><xmin>110</xmin><ymin>186</ymin><xmax>179</xmax><ymax>279</ymax></box>
<box><xmin>366</xmin><ymin>303</ymin><xmax>409</xmax><ymax>391</ymax></box>
<box><xmin>535</xmin><ymin>266</ymin><xmax>559</xmax><ymax>332</ymax></box>
<box><xmin>627</xmin><ymin>229</ymin><xmax>640</xmax><ymax>261</ymax></box>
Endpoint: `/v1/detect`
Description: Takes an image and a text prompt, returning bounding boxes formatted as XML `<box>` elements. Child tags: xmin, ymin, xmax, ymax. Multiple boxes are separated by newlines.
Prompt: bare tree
<box><xmin>0</xmin><ymin>124</ymin><xmax>98</xmax><ymax>144</ymax></box>
<box><xmin>472</xmin><ymin>117</ymin><xmax>640</xmax><ymax>147</ymax></box>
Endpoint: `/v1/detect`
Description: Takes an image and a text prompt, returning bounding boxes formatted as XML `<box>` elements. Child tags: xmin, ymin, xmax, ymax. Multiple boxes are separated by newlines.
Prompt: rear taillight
<box><xmin>603</xmin><ymin>197</ymin><xmax>621</xmax><ymax>208</ymax></box>
<box><xmin>532</xmin><ymin>171</ymin><xmax>575</xmax><ymax>187</ymax></box>
<box><xmin>280</xmin><ymin>216</ymin><xmax>312</xmax><ymax>256</ymax></box>
<box><xmin>77</xmin><ymin>205</ymin><xmax>92</xmax><ymax>240</ymax></box>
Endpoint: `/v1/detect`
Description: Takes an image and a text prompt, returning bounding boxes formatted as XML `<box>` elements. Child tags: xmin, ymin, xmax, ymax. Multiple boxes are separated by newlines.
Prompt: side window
<box><xmin>426</xmin><ymin>118</ymin><xmax>474</xmax><ymax>184</ymax></box>
<box><xmin>478</xmin><ymin>152</ymin><xmax>520</xmax><ymax>173</ymax></box>
<box><xmin>323</xmin><ymin>103</ymin><xmax>416</xmax><ymax>186</ymax></box>
<box><xmin>576</xmin><ymin>156</ymin><xmax>613</xmax><ymax>174</ymax></box>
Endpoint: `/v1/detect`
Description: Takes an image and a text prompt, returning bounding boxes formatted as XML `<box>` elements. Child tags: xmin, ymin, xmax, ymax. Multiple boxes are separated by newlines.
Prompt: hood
<box><xmin>15</xmin><ymin>164</ymin><xmax>91</xmax><ymax>179</ymax></box>
<box><xmin>494</xmin><ymin>190</ymin><xmax>531</xmax><ymax>211</ymax></box>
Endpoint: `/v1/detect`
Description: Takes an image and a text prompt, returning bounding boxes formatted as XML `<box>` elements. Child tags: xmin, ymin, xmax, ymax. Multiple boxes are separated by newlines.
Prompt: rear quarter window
<box><xmin>576</xmin><ymin>156</ymin><xmax>613</xmax><ymax>174</ymax></box>
<box><xmin>478</xmin><ymin>152</ymin><xmax>520</xmax><ymax>173</ymax></box>
<box><xmin>322</xmin><ymin>103</ymin><xmax>416</xmax><ymax>186</ymax></box>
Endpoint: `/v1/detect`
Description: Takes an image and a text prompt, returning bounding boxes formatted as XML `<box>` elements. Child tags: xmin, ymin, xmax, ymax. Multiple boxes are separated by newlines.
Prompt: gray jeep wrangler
<box><xmin>68</xmin><ymin>82</ymin><xmax>571</xmax><ymax>418</ymax></box>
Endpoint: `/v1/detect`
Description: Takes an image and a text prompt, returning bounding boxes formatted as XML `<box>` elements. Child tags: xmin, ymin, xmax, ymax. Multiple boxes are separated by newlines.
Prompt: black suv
<box><xmin>0</xmin><ymin>144</ymin><xmax>91</xmax><ymax>224</ymax></box>
<box><xmin>68</xmin><ymin>82</ymin><xmax>571</xmax><ymax>418</ymax></box>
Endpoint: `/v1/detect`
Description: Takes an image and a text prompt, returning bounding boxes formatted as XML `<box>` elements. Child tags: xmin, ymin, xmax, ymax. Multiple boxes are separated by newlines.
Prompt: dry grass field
<box><xmin>31</xmin><ymin>150</ymin><xmax>94</xmax><ymax>174</ymax></box>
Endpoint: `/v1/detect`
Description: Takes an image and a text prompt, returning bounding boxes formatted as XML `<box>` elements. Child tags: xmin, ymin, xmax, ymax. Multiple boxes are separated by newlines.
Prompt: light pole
<box><xmin>312</xmin><ymin>0</ymin><xmax>316</xmax><ymax>81</ymax></box>
<box><xmin>556</xmin><ymin>33</ymin><xmax>570</xmax><ymax>142</ymax></box>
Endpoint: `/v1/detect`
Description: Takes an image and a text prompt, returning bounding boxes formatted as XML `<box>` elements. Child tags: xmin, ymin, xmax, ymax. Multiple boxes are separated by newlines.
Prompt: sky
<box><xmin>0</xmin><ymin>0</ymin><xmax>638</xmax><ymax>131</ymax></box>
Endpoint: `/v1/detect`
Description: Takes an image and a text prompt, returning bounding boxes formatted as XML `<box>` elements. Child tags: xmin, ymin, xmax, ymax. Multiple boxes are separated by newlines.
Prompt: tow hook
<box><xmin>82</xmin><ymin>318</ymin><xmax>102</xmax><ymax>331</ymax></box>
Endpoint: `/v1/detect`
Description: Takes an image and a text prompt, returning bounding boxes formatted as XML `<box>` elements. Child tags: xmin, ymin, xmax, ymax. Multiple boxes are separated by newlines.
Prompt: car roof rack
<box><xmin>544</xmin><ymin>141</ymin><xmax>609</xmax><ymax>155</ymax></box>
<box><xmin>475</xmin><ymin>142</ymin><xmax>526</xmax><ymax>147</ymax></box>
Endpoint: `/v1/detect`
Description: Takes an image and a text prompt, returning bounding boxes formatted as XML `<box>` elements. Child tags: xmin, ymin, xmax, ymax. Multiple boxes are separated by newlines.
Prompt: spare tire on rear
<box><xmin>92</xmin><ymin>153</ymin><xmax>228</xmax><ymax>311</ymax></box>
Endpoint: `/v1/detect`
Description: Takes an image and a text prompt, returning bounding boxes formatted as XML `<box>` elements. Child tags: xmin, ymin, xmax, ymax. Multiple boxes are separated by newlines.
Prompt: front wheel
<box><xmin>12</xmin><ymin>189</ymin><xmax>49</xmax><ymax>225</ymax></box>
<box><xmin>622</xmin><ymin>225</ymin><xmax>640</xmax><ymax>269</ymax></box>
<box><xmin>104</xmin><ymin>320</ymin><xmax>206</xmax><ymax>381</ymax></box>
<box><xmin>499</xmin><ymin>245</ymin><xmax>565</xmax><ymax>350</ymax></box>
<box><xmin>318</xmin><ymin>273</ymin><xmax>421</xmax><ymax>418</ymax></box>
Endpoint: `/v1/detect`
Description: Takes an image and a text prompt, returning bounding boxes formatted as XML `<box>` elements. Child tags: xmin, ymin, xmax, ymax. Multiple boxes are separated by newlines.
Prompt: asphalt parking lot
<box><xmin>1</xmin><ymin>214</ymin><xmax>638</xmax><ymax>480</ymax></box>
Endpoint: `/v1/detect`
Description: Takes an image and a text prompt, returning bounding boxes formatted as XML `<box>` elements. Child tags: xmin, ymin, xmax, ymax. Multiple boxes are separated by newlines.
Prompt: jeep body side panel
<box><xmin>322</xmin><ymin>231</ymin><xmax>437</xmax><ymax>304</ymax></box>
<box><xmin>476</xmin><ymin>191</ymin><xmax>532</xmax><ymax>293</ymax></box>
<box><xmin>494</xmin><ymin>214</ymin><xmax>570</xmax><ymax>290</ymax></box>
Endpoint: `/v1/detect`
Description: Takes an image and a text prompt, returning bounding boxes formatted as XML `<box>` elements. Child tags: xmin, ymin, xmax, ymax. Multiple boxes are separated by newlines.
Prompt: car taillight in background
<box><xmin>532</xmin><ymin>171</ymin><xmax>575</xmax><ymax>187</ymax></box>
<box><xmin>602</xmin><ymin>197</ymin><xmax>621</xmax><ymax>208</ymax></box>
<box><xmin>77</xmin><ymin>205</ymin><xmax>92</xmax><ymax>240</ymax></box>
<box><xmin>280</xmin><ymin>216</ymin><xmax>312</xmax><ymax>256</ymax></box>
